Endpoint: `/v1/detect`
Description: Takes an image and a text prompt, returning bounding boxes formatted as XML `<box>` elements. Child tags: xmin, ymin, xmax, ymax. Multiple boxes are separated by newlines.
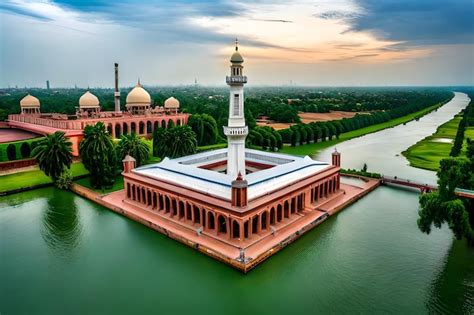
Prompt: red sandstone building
<box><xmin>7</xmin><ymin>66</ymin><xmax>188</xmax><ymax>155</ymax></box>
<box><xmin>99</xmin><ymin>42</ymin><xmax>373</xmax><ymax>272</ymax></box>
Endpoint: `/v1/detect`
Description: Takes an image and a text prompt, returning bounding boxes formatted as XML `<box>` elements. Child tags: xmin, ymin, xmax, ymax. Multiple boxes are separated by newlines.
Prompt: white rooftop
<box><xmin>133</xmin><ymin>148</ymin><xmax>330</xmax><ymax>201</ymax></box>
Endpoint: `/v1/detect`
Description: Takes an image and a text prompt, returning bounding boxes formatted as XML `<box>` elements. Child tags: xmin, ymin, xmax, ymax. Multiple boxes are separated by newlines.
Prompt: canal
<box><xmin>1</xmin><ymin>93</ymin><xmax>473</xmax><ymax>313</ymax></box>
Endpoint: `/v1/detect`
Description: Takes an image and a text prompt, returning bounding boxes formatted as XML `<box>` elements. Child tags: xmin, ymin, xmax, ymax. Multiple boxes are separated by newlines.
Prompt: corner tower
<box><xmin>224</xmin><ymin>39</ymin><xmax>248</xmax><ymax>179</ymax></box>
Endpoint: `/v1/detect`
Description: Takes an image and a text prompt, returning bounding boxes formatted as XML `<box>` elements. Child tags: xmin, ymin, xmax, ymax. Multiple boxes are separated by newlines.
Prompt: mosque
<box><xmin>7</xmin><ymin>64</ymin><xmax>188</xmax><ymax>155</ymax></box>
<box><xmin>100</xmin><ymin>42</ymin><xmax>376</xmax><ymax>272</ymax></box>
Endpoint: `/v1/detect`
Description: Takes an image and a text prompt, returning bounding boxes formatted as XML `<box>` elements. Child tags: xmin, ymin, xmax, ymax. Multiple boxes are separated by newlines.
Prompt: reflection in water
<box><xmin>427</xmin><ymin>239</ymin><xmax>474</xmax><ymax>314</ymax></box>
<box><xmin>41</xmin><ymin>189</ymin><xmax>82</xmax><ymax>258</ymax></box>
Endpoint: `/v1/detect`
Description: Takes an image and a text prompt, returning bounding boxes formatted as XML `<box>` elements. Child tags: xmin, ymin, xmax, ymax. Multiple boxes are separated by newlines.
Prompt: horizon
<box><xmin>1</xmin><ymin>0</ymin><xmax>473</xmax><ymax>87</ymax></box>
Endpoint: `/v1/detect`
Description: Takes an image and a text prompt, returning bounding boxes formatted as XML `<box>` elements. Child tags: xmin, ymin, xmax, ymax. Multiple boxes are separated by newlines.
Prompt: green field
<box><xmin>402</xmin><ymin>114</ymin><xmax>462</xmax><ymax>171</ymax></box>
<box><xmin>0</xmin><ymin>162</ymin><xmax>88</xmax><ymax>193</ymax></box>
<box><xmin>279</xmin><ymin>102</ymin><xmax>445</xmax><ymax>156</ymax></box>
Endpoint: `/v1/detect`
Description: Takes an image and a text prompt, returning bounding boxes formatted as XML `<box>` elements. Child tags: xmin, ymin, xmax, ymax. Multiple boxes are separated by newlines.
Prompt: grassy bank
<box><xmin>74</xmin><ymin>176</ymin><xmax>124</xmax><ymax>194</ymax></box>
<box><xmin>402</xmin><ymin>114</ymin><xmax>462</xmax><ymax>171</ymax></box>
<box><xmin>279</xmin><ymin>102</ymin><xmax>445</xmax><ymax>156</ymax></box>
<box><xmin>0</xmin><ymin>162</ymin><xmax>88</xmax><ymax>193</ymax></box>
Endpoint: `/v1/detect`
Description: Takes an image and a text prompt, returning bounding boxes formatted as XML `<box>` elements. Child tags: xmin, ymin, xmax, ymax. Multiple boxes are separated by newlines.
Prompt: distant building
<box><xmin>46</xmin><ymin>80</ymin><xmax>50</xmax><ymax>90</ymax></box>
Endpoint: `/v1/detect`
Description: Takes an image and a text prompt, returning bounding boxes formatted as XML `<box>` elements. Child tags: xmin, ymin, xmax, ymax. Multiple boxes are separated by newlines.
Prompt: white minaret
<box><xmin>114</xmin><ymin>63</ymin><xmax>121</xmax><ymax>112</ymax></box>
<box><xmin>224</xmin><ymin>39</ymin><xmax>248</xmax><ymax>179</ymax></box>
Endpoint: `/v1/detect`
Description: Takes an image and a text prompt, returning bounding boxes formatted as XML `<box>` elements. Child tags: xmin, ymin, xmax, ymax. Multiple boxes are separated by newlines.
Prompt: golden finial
<box><xmin>235</xmin><ymin>37</ymin><xmax>239</xmax><ymax>51</ymax></box>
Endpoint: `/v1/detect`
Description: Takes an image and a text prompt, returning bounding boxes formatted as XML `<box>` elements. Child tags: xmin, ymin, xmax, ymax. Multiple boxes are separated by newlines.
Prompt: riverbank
<box><xmin>279</xmin><ymin>100</ymin><xmax>449</xmax><ymax>156</ymax></box>
<box><xmin>0</xmin><ymin>162</ymin><xmax>88</xmax><ymax>195</ymax></box>
<box><xmin>402</xmin><ymin>113</ymin><xmax>462</xmax><ymax>171</ymax></box>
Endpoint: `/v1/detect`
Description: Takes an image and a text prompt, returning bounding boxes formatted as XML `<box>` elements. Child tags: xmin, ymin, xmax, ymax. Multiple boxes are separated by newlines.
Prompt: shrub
<box><xmin>7</xmin><ymin>144</ymin><xmax>16</xmax><ymax>160</ymax></box>
<box><xmin>55</xmin><ymin>168</ymin><xmax>73</xmax><ymax>190</ymax></box>
<box><xmin>20</xmin><ymin>142</ymin><xmax>31</xmax><ymax>158</ymax></box>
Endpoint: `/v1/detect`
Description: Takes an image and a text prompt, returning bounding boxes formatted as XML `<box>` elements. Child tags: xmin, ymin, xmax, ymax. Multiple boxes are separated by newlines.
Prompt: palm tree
<box><xmin>117</xmin><ymin>133</ymin><xmax>149</xmax><ymax>166</ymax></box>
<box><xmin>32</xmin><ymin>131</ymin><xmax>73</xmax><ymax>181</ymax></box>
<box><xmin>79</xmin><ymin>122</ymin><xmax>116</xmax><ymax>189</ymax></box>
<box><xmin>154</xmin><ymin>125</ymin><xmax>197</xmax><ymax>159</ymax></box>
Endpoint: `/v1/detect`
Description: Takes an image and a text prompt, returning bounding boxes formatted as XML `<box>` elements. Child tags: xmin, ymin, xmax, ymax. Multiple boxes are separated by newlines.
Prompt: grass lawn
<box><xmin>0</xmin><ymin>162</ymin><xmax>88</xmax><ymax>193</ymax></box>
<box><xmin>279</xmin><ymin>102</ymin><xmax>445</xmax><ymax>156</ymax></box>
<box><xmin>74</xmin><ymin>175</ymin><xmax>124</xmax><ymax>194</ymax></box>
<box><xmin>402</xmin><ymin>114</ymin><xmax>462</xmax><ymax>171</ymax></box>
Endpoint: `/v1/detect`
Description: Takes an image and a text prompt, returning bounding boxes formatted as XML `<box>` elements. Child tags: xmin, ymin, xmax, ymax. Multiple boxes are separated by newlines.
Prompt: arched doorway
<box><xmin>179</xmin><ymin>201</ymin><xmax>185</xmax><ymax>219</ymax></box>
<box><xmin>193</xmin><ymin>205</ymin><xmax>200</xmax><ymax>224</ymax></box>
<box><xmin>261</xmin><ymin>212</ymin><xmax>268</xmax><ymax>230</ymax></box>
<box><xmin>252</xmin><ymin>216</ymin><xmax>259</xmax><ymax>234</ymax></box>
<box><xmin>207</xmin><ymin>212</ymin><xmax>215</xmax><ymax>230</ymax></box>
<box><xmin>139</xmin><ymin>121</ymin><xmax>145</xmax><ymax>134</ymax></box>
<box><xmin>115</xmin><ymin>124</ymin><xmax>121</xmax><ymax>138</ymax></box>
<box><xmin>107</xmin><ymin>124</ymin><xmax>113</xmax><ymax>135</ymax></box>
<box><xmin>218</xmin><ymin>215</ymin><xmax>227</xmax><ymax>235</ymax></box>
<box><xmin>131</xmin><ymin>122</ymin><xmax>136</xmax><ymax>134</ymax></box>
<box><xmin>232</xmin><ymin>220</ymin><xmax>240</xmax><ymax>239</ymax></box>
<box><xmin>270</xmin><ymin>208</ymin><xmax>275</xmax><ymax>225</ymax></box>
<box><xmin>277</xmin><ymin>204</ymin><xmax>283</xmax><ymax>221</ymax></box>
<box><xmin>147</xmin><ymin>121</ymin><xmax>152</xmax><ymax>134</ymax></box>
<box><xmin>161</xmin><ymin>120</ymin><xmax>166</xmax><ymax>129</ymax></box>
<box><xmin>123</xmin><ymin>123</ymin><xmax>128</xmax><ymax>135</ymax></box>
<box><xmin>153</xmin><ymin>121</ymin><xmax>159</xmax><ymax>132</ymax></box>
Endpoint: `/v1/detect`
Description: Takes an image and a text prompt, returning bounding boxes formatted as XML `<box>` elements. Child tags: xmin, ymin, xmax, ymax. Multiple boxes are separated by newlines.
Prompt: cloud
<box><xmin>0</xmin><ymin>2</ymin><xmax>52</xmax><ymax>21</ymax></box>
<box><xmin>253</xmin><ymin>18</ymin><xmax>293</xmax><ymax>23</ymax></box>
<box><xmin>348</xmin><ymin>0</ymin><xmax>474</xmax><ymax>45</ymax></box>
<box><xmin>315</xmin><ymin>11</ymin><xmax>358</xmax><ymax>20</ymax></box>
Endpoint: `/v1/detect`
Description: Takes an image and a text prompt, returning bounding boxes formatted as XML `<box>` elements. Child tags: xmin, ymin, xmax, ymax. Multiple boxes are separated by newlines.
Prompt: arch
<box><xmin>284</xmin><ymin>200</ymin><xmax>290</xmax><ymax>217</ymax></box>
<box><xmin>131</xmin><ymin>122</ymin><xmax>137</xmax><ymax>134</ymax></box>
<box><xmin>176</xmin><ymin>119</ymin><xmax>181</xmax><ymax>126</ymax></box>
<box><xmin>147</xmin><ymin>190</ymin><xmax>152</xmax><ymax>206</ymax></box>
<box><xmin>202</xmin><ymin>209</ymin><xmax>206</xmax><ymax>228</ymax></box>
<box><xmin>261</xmin><ymin>212</ymin><xmax>268</xmax><ymax>230</ymax></box>
<box><xmin>277</xmin><ymin>204</ymin><xmax>283</xmax><ymax>221</ymax></box>
<box><xmin>165</xmin><ymin>196</ymin><xmax>170</xmax><ymax>213</ymax></box>
<box><xmin>141</xmin><ymin>188</ymin><xmax>146</xmax><ymax>205</ymax></box>
<box><xmin>123</xmin><ymin>122</ymin><xmax>128</xmax><ymax>135</ymax></box>
<box><xmin>171</xmin><ymin>199</ymin><xmax>177</xmax><ymax>216</ymax></box>
<box><xmin>232</xmin><ymin>220</ymin><xmax>240</xmax><ymax>239</ymax></box>
<box><xmin>193</xmin><ymin>205</ymin><xmax>200</xmax><ymax>224</ymax></box>
<box><xmin>291</xmin><ymin>197</ymin><xmax>296</xmax><ymax>213</ymax></box>
<box><xmin>252</xmin><ymin>215</ymin><xmax>259</xmax><ymax>234</ymax></box>
<box><xmin>207</xmin><ymin>212</ymin><xmax>215</xmax><ymax>230</ymax></box>
<box><xmin>146</xmin><ymin>121</ymin><xmax>152</xmax><ymax>134</ymax></box>
<box><xmin>132</xmin><ymin>185</ymin><xmax>136</xmax><ymax>200</ymax></box>
<box><xmin>179</xmin><ymin>201</ymin><xmax>185</xmax><ymax>219</ymax></box>
<box><xmin>159</xmin><ymin>194</ymin><xmax>164</xmax><ymax>210</ymax></box>
<box><xmin>107</xmin><ymin>123</ymin><xmax>113</xmax><ymax>135</ymax></box>
<box><xmin>270</xmin><ymin>207</ymin><xmax>275</xmax><ymax>225</ymax></box>
<box><xmin>244</xmin><ymin>221</ymin><xmax>249</xmax><ymax>239</ymax></box>
<box><xmin>153</xmin><ymin>121</ymin><xmax>159</xmax><ymax>132</ymax></box>
<box><xmin>126</xmin><ymin>183</ymin><xmax>131</xmax><ymax>198</ymax></box>
<box><xmin>152</xmin><ymin>192</ymin><xmax>157</xmax><ymax>209</ymax></box>
<box><xmin>161</xmin><ymin>120</ymin><xmax>166</xmax><ymax>129</ymax></box>
<box><xmin>139</xmin><ymin>121</ymin><xmax>145</xmax><ymax>134</ymax></box>
<box><xmin>186</xmin><ymin>203</ymin><xmax>192</xmax><ymax>220</ymax></box>
<box><xmin>114</xmin><ymin>124</ymin><xmax>121</xmax><ymax>138</ymax></box>
<box><xmin>218</xmin><ymin>215</ymin><xmax>227</xmax><ymax>234</ymax></box>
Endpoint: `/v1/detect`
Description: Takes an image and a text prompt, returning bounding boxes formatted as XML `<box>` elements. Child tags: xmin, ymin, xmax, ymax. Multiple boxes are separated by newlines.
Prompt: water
<box><xmin>1</xmin><ymin>92</ymin><xmax>473</xmax><ymax>314</ymax></box>
<box><xmin>318</xmin><ymin>92</ymin><xmax>471</xmax><ymax>185</ymax></box>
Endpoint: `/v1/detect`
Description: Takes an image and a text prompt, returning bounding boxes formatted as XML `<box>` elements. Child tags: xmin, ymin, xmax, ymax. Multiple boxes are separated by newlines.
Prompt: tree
<box><xmin>418</xmin><ymin>157</ymin><xmax>474</xmax><ymax>244</ymax></box>
<box><xmin>55</xmin><ymin>167</ymin><xmax>73</xmax><ymax>190</ymax></box>
<box><xmin>153</xmin><ymin>125</ymin><xmax>197</xmax><ymax>159</ymax></box>
<box><xmin>80</xmin><ymin>122</ymin><xmax>116</xmax><ymax>189</ymax></box>
<box><xmin>32</xmin><ymin>131</ymin><xmax>73</xmax><ymax>181</ymax></box>
<box><xmin>117</xmin><ymin>133</ymin><xmax>150</xmax><ymax>167</ymax></box>
<box><xmin>362</xmin><ymin>163</ymin><xmax>368</xmax><ymax>172</ymax></box>
<box><xmin>188</xmin><ymin>114</ymin><xmax>219</xmax><ymax>146</ymax></box>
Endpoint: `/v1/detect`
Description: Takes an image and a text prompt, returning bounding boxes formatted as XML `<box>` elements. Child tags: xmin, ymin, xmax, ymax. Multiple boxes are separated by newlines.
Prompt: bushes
<box><xmin>7</xmin><ymin>144</ymin><xmax>16</xmax><ymax>160</ymax></box>
<box><xmin>450</xmin><ymin>96</ymin><xmax>473</xmax><ymax>157</ymax></box>
<box><xmin>20</xmin><ymin>142</ymin><xmax>31</xmax><ymax>158</ymax></box>
<box><xmin>246</xmin><ymin>126</ymin><xmax>282</xmax><ymax>151</ymax></box>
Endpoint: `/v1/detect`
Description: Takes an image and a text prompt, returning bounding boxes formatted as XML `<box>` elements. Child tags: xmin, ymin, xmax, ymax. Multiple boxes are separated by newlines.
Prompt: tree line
<box><xmin>450</xmin><ymin>94</ymin><xmax>473</xmax><ymax>156</ymax></box>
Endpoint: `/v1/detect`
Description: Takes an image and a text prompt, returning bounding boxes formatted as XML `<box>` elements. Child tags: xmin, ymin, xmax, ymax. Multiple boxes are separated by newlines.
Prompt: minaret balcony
<box><xmin>223</xmin><ymin>126</ymin><xmax>248</xmax><ymax>136</ymax></box>
<box><xmin>226</xmin><ymin>76</ymin><xmax>247</xmax><ymax>84</ymax></box>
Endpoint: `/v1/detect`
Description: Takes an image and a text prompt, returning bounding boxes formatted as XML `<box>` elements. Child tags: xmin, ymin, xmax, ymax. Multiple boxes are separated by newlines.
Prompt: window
<box><xmin>233</xmin><ymin>94</ymin><xmax>240</xmax><ymax>116</ymax></box>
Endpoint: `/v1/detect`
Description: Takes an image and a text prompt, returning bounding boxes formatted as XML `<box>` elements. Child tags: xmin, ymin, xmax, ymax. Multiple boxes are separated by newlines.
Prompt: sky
<box><xmin>0</xmin><ymin>0</ymin><xmax>473</xmax><ymax>88</ymax></box>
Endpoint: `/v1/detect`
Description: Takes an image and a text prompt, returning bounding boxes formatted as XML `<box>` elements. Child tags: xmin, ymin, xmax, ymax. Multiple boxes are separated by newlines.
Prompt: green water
<box><xmin>1</xmin><ymin>187</ymin><xmax>472</xmax><ymax>314</ymax></box>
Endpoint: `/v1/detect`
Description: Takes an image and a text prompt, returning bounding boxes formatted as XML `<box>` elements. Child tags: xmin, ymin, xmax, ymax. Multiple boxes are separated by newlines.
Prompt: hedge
<box><xmin>0</xmin><ymin>137</ymin><xmax>44</xmax><ymax>162</ymax></box>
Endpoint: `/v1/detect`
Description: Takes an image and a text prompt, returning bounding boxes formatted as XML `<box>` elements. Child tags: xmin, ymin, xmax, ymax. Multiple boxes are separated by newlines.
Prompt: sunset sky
<box><xmin>0</xmin><ymin>0</ymin><xmax>473</xmax><ymax>87</ymax></box>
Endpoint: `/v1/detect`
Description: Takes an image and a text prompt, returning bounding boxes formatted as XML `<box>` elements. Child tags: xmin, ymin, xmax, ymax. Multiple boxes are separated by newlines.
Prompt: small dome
<box><xmin>164</xmin><ymin>97</ymin><xmax>180</xmax><ymax>109</ymax></box>
<box><xmin>126</xmin><ymin>81</ymin><xmax>151</xmax><ymax>105</ymax></box>
<box><xmin>20</xmin><ymin>94</ymin><xmax>40</xmax><ymax>107</ymax></box>
<box><xmin>79</xmin><ymin>91</ymin><xmax>100</xmax><ymax>108</ymax></box>
<box><xmin>230</xmin><ymin>50</ymin><xmax>243</xmax><ymax>63</ymax></box>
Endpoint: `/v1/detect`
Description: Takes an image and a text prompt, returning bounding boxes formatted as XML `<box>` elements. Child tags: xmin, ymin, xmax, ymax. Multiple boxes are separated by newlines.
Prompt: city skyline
<box><xmin>1</xmin><ymin>0</ymin><xmax>473</xmax><ymax>87</ymax></box>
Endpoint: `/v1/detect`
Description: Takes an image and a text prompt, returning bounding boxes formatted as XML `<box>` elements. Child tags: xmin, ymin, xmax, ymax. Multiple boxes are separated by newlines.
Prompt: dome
<box><xmin>79</xmin><ymin>91</ymin><xmax>100</xmax><ymax>108</ymax></box>
<box><xmin>126</xmin><ymin>81</ymin><xmax>151</xmax><ymax>105</ymax></box>
<box><xmin>20</xmin><ymin>94</ymin><xmax>40</xmax><ymax>107</ymax></box>
<box><xmin>230</xmin><ymin>50</ymin><xmax>243</xmax><ymax>63</ymax></box>
<box><xmin>164</xmin><ymin>96</ymin><xmax>180</xmax><ymax>109</ymax></box>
